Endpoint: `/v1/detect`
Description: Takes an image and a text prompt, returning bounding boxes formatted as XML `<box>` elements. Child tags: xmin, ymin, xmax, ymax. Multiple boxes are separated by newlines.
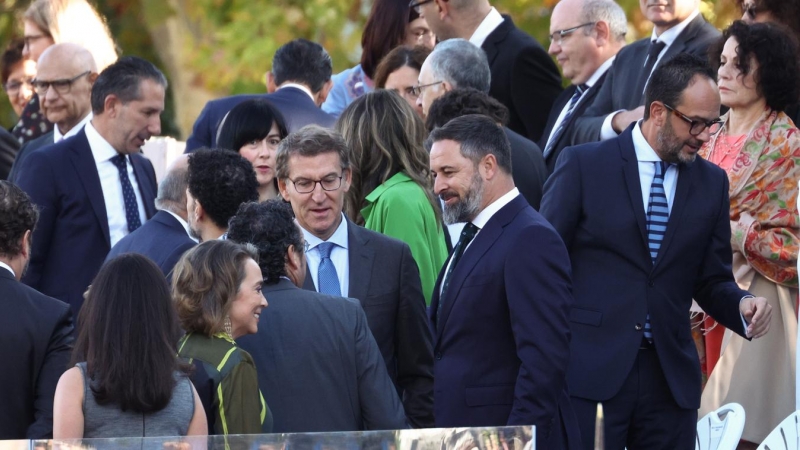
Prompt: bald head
<box><xmin>36</xmin><ymin>43</ymin><xmax>97</xmax><ymax>133</ymax></box>
<box><xmin>156</xmin><ymin>155</ymin><xmax>190</xmax><ymax>219</ymax></box>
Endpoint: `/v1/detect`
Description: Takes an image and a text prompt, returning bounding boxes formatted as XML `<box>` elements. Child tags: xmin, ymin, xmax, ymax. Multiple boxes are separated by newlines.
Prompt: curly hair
<box><xmin>187</xmin><ymin>148</ymin><xmax>259</xmax><ymax>229</ymax></box>
<box><xmin>736</xmin><ymin>0</ymin><xmax>800</xmax><ymax>39</ymax></box>
<box><xmin>0</xmin><ymin>181</ymin><xmax>38</xmax><ymax>258</ymax></box>
<box><xmin>425</xmin><ymin>88</ymin><xmax>510</xmax><ymax>132</ymax></box>
<box><xmin>227</xmin><ymin>200</ymin><xmax>303</xmax><ymax>285</ymax></box>
<box><xmin>709</xmin><ymin>20</ymin><xmax>800</xmax><ymax>112</ymax></box>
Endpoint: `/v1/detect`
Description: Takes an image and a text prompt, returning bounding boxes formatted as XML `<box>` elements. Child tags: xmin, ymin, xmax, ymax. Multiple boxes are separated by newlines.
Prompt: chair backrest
<box><xmin>757</xmin><ymin>410</ymin><xmax>800</xmax><ymax>450</ymax></box>
<box><xmin>696</xmin><ymin>403</ymin><xmax>746</xmax><ymax>450</ymax></box>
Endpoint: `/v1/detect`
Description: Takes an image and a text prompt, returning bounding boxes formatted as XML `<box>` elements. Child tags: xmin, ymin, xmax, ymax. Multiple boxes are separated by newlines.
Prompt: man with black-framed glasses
<box><xmin>8</xmin><ymin>43</ymin><xmax>97</xmax><ymax>183</ymax></box>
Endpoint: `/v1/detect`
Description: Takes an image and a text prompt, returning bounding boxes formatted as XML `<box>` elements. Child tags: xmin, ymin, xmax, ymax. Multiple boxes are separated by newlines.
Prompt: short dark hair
<box><xmin>1</xmin><ymin>39</ymin><xmax>24</xmax><ymax>85</ymax></box>
<box><xmin>425</xmin><ymin>114</ymin><xmax>512</xmax><ymax>173</ymax></box>
<box><xmin>228</xmin><ymin>200</ymin><xmax>303</xmax><ymax>285</ymax></box>
<box><xmin>0</xmin><ymin>181</ymin><xmax>38</xmax><ymax>258</ymax></box>
<box><xmin>276</xmin><ymin>126</ymin><xmax>351</xmax><ymax>180</ymax></box>
<box><xmin>360</xmin><ymin>0</ymin><xmax>413</xmax><ymax>79</ymax></box>
<box><xmin>272</xmin><ymin>39</ymin><xmax>333</xmax><ymax>93</ymax></box>
<box><xmin>91</xmin><ymin>56</ymin><xmax>168</xmax><ymax>114</ymax></box>
<box><xmin>217</xmin><ymin>99</ymin><xmax>289</xmax><ymax>151</ymax></box>
<box><xmin>736</xmin><ymin>0</ymin><xmax>800</xmax><ymax>38</ymax></box>
<box><xmin>74</xmin><ymin>253</ymin><xmax>185</xmax><ymax>414</ymax></box>
<box><xmin>643</xmin><ymin>53</ymin><xmax>716</xmax><ymax>120</ymax></box>
<box><xmin>709</xmin><ymin>20</ymin><xmax>800</xmax><ymax>112</ymax></box>
<box><xmin>374</xmin><ymin>45</ymin><xmax>431</xmax><ymax>89</ymax></box>
<box><xmin>425</xmin><ymin>88</ymin><xmax>509</xmax><ymax>132</ymax></box>
<box><xmin>187</xmin><ymin>148</ymin><xmax>259</xmax><ymax>229</ymax></box>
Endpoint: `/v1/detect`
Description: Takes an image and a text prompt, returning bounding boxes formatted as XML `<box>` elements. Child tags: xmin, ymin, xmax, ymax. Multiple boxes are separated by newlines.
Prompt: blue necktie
<box><xmin>111</xmin><ymin>154</ymin><xmax>142</xmax><ymax>233</ymax></box>
<box><xmin>543</xmin><ymin>84</ymin><xmax>587</xmax><ymax>159</ymax></box>
<box><xmin>644</xmin><ymin>161</ymin><xmax>669</xmax><ymax>342</ymax></box>
<box><xmin>437</xmin><ymin>223</ymin><xmax>479</xmax><ymax>331</ymax></box>
<box><xmin>317</xmin><ymin>242</ymin><xmax>341</xmax><ymax>296</ymax></box>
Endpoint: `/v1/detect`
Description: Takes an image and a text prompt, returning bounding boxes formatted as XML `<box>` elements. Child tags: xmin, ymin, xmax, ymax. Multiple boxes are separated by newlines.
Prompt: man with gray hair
<box><xmin>540</xmin><ymin>0</ymin><xmax>627</xmax><ymax>174</ymax></box>
<box><xmin>106</xmin><ymin>155</ymin><xmax>196</xmax><ymax>279</ymax></box>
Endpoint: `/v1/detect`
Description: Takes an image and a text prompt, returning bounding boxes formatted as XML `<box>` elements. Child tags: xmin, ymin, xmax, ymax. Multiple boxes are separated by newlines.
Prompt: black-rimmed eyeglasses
<box><xmin>408</xmin><ymin>0</ymin><xmax>433</xmax><ymax>14</ymax></box>
<box><xmin>663</xmin><ymin>103</ymin><xmax>723</xmax><ymax>136</ymax></box>
<box><xmin>289</xmin><ymin>175</ymin><xmax>343</xmax><ymax>194</ymax></box>
<box><xmin>32</xmin><ymin>71</ymin><xmax>91</xmax><ymax>96</ymax></box>
<box><xmin>548</xmin><ymin>23</ymin><xmax>596</xmax><ymax>45</ymax></box>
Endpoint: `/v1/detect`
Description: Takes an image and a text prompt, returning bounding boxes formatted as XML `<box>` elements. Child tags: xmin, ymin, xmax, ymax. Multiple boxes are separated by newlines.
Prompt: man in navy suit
<box><xmin>540</xmin><ymin>54</ymin><xmax>772</xmax><ymax>449</ymax></box>
<box><xmin>426</xmin><ymin>115</ymin><xmax>579</xmax><ymax>450</ymax></box>
<box><xmin>15</xmin><ymin>56</ymin><xmax>163</xmax><ymax>314</ymax></box>
<box><xmin>106</xmin><ymin>155</ymin><xmax>196</xmax><ymax>278</ymax></box>
<box><xmin>186</xmin><ymin>39</ymin><xmax>335</xmax><ymax>152</ymax></box>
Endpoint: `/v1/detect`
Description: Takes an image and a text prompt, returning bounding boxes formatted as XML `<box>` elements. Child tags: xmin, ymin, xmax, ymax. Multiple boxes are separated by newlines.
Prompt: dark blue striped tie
<box><xmin>543</xmin><ymin>84</ymin><xmax>587</xmax><ymax>159</ymax></box>
<box><xmin>111</xmin><ymin>154</ymin><xmax>142</xmax><ymax>233</ymax></box>
<box><xmin>644</xmin><ymin>161</ymin><xmax>669</xmax><ymax>342</ymax></box>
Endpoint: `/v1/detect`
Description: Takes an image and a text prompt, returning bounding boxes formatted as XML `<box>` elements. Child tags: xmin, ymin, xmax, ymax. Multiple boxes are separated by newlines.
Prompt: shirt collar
<box><xmin>584</xmin><ymin>56</ymin><xmax>615</xmax><ymax>88</ymax></box>
<box><xmin>301</xmin><ymin>213</ymin><xmax>349</xmax><ymax>251</ymax></box>
<box><xmin>650</xmin><ymin>9</ymin><xmax>700</xmax><ymax>45</ymax></box>
<box><xmin>632</xmin><ymin>121</ymin><xmax>662</xmax><ymax>162</ymax></box>
<box><xmin>0</xmin><ymin>261</ymin><xmax>15</xmax><ymax>278</ymax></box>
<box><xmin>470</xmin><ymin>187</ymin><xmax>520</xmax><ymax>230</ymax></box>
<box><xmin>85</xmin><ymin>120</ymin><xmax>121</xmax><ymax>164</ymax></box>
<box><xmin>53</xmin><ymin>112</ymin><xmax>93</xmax><ymax>142</ymax></box>
<box><xmin>364</xmin><ymin>172</ymin><xmax>413</xmax><ymax>203</ymax></box>
<box><xmin>162</xmin><ymin>209</ymin><xmax>198</xmax><ymax>243</ymax></box>
<box><xmin>469</xmin><ymin>8</ymin><xmax>504</xmax><ymax>48</ymax></box>
<box><xmin>278</xmin><ymin>83</ymin><xmax>316</xmax><ymax>102</ymax></box>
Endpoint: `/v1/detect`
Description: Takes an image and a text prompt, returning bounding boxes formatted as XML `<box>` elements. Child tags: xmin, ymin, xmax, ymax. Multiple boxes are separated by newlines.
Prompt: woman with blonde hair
<box><xmin>336</xmin><ymin>89</ymin><xmax>447</xmax><ymax>304</ymax></box>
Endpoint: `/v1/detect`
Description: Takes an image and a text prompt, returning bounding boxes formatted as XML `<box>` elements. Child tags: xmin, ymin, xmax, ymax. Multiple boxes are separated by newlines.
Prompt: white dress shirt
<box><xmin>0</xmin><ymin>261</ymin><xmax>15</xmax><ymax>278</ymax></box>
<box><xmin>84</xmin><ymin>121</ymin><xmax>147</xmax><ymax>247</ymax></box>
<box><xmin>53</xmin><ymin>113</ymin><xmax>93</xmax><ymax>142</ymax></box>
<box><xmin>631</xmin><ymin>122</ymin><xmax>678</xmax><ymax>211</ymax></box>
<box><xmin>301</xmin><ymin>214</ymin><xmax>350</xmax><ymax>296</ymax></box>
<box><xmin>469</xmin><ymin>7</ymin><xmax>504</xmax><ymax>48</ymax></box>
<box><xmin>279</xmin><ymin>83</ymin><xmax>315</xmax><ymax>102</ymax></box>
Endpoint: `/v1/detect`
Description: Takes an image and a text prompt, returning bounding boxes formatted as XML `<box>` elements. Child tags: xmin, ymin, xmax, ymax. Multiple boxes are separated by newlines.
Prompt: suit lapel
<box><xmin>619</xmin><ymin>128</ymin><xmax>649</xmax><ymax>250</ymax></box>
<box><xmin>346</xmin><ymin>221</ymin><xmax>375</xmax><ymax>303</ymax></box>
<box><xmin>481</xmin><ymin>16</ymin><xmax>512</xmax><ymax>65</ymax></box>
<box><xmin>548</xmin><ymin>74</ymin><xmax>607</xmax><ymax>153</ymax></box>
<box><xmin>69</xmin><ymin>130</ymin><xmax>111</xmax><ymax>247</ymax></box>
<box><xmin>653</xmin><ymin>161</ymin><xmax>694</xmax><ymax>271</ymax></box>
<box><xmin>130</xmin><ymin>155</ymin><xmax>157</xmax><ymax>218</ymax></box>
<box><xmin>659</xmin><ymin>14</ymin><xmax>705</xmax><ymax>63</ymax></box>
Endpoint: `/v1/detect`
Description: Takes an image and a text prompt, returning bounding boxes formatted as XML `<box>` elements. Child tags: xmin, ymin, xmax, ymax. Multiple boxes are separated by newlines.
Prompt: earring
<box><xmin>224</xmin><ymin>315</ymin><xmax>232</xmax><ymax>337</ymax></box>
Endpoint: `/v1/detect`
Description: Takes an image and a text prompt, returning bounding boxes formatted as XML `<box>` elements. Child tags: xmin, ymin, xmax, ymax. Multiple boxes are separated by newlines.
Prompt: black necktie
<box><xmin>111</xmin><ymin>154</ymin><xmax>142</xmax><ymax>233</ymax></box>
<box><xmin>543</xmin><ymin>84</ymin><xmax>587</xmax><ymax>158</ymax></box>
<box><xmin>437</xmin><ymin>223</ymin><xmax>479</xmax><ymax>331</ymax></box>
<box><xmin>635</xmin><ymin>40</ymin><xmax>667</xmax><ymax>97</ymax></box>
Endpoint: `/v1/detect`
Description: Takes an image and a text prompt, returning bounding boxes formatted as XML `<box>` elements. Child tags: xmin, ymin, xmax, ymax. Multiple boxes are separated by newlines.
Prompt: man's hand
<box><xmin>611</xmin><ymin>106</ymin><xmax>645</xmax><ymax>133</ymax></box>
<box><xmin>740</xmin><ymin>296</ymin><xmax>772</xmax><ymax>338</ymax></box>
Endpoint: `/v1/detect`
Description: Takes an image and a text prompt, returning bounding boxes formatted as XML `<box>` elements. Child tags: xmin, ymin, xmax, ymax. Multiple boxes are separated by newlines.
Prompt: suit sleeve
<box><xmin>7</xmin><ymin>140</ymin><xmax>31</xmax><ymax>183</ymax></box>
<box><xmin>16</xmin><ymin>150</ymin><xmax>58</xmax><ymax>290</ymax></box>
<box><xmin>540</xmin><ymin>147</ymin><xmax>583</xmax><ymax>250</ymax></box>
<box><xmin>353</xmin><ymin>302</ymin><xmax>408</xmax><ymax>430</ymax></box>
<box><xmin>185</xmin><ymin>102</ymin><xmax>213</xmax><ymax>153</ymax></box>
<box><xmin>510</xmin><ymin>46</ymin><xmax>563</xmax><ymax>143</ymax></box>
<box><xmin>27</xmin><ymin>303</ymin><xmax>74</xmax><ymax>439</ymax></box>
<box><xmin>570</xmin><ymin>65</ymin><xmax>618</xmax><ymax>145</ymax></box>
<box><xmin>505</xmin><ymin>222</ymin><xmax>573</xmax><ymax>444</ymax></box>
<box><xmin>393</xmin><ymin>244</ymin><xmax>435</xmax><ymax>428</ymax></box>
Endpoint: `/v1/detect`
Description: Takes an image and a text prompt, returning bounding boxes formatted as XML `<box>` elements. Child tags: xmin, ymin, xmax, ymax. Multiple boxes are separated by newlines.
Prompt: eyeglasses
<box><xmin>23</xmin><ymin>34</ymin><xmax>49</xmax><ymax>49</ymax></box>
<box><xmin>289</xmin><ymin>175</ymin><xmax>343</xmax><ymax>194</ymax></box>
<box><xmin>32</xmin><ymin>71</ymin><xmax>91</xmax><ymax>97</ymax></box>
<box><xmin>548</xmin><ymin>22</ymin><xmax>596</xmax><ymax>45</ymax></box>
<box><xmin>4</xmin><ymin>78</ymin><xmax>33</xmax><ymax>95</ymax></box>
<box><xmin>743</xmin><ymin>2</ymin><xmax>760</xmax><ymax>20</ymax></box>
<box><xmin>408</xmin><ymin>0</ymin><xmax>433</xmax><ymax>14</ymax></box>
<box><xmin>411</xmin><ymin>81</ymin><xmax>443</xmax><ymax>97</ymax></box>
<box><xmin>663</xmin><ymin>103</ymin><xmax>723</xmax><ymax>136</ymax></box>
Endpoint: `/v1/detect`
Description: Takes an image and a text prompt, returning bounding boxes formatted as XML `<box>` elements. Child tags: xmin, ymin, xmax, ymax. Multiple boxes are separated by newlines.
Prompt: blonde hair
<box><xmin>24</xmin><ymin>0</ymin><xmax>118</xmax><ymax>70</ymax></box>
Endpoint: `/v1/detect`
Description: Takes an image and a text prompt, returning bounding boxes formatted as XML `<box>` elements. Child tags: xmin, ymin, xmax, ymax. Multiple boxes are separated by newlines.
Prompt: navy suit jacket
<box><xmin>430</xmin><ymin>194</ymin><xmax>580</xmax><ymax>450</ymax></box>
<box><xmin>8</xmin><ymin>131</ymin><xmax>54</xmax><ymax>184</ymax></box>
<box><xmin>237</xmin><ymin>279</ymin><xmax>406</xmax><ymax>432</ymax></box>
<box><xmin>105</xmin><ymin>210</ymin><xmax>196</xmax><ymax>279</ymax></box>
<box><xmin>540</xmin><ymin>126</ymin><xmax>749</xmax><ymax>410</ymax></box>
<box><xmin>186</xmin><ymin>87</ymin><xmax>336</xmax><ymax>152</ymax></box>
<box><xmin>302</xmin><ymin>221</ymin><xmax>434</xmax><ymax>428</ymax></box>
<box><xmin>0</xmin><ymin>269</ymin><xmax>74</xmax><ymax>439</ymax></box>
<box><xmin>0</xmin><ymin>126</ymin><xmax>21</xmax><ymax>181</ymax></box>
<box><xmin>15</xmin><ymin>129</ymin><xmax>157</xmax><ymax>313</ymax></box>
<box><xmin>482</xmin><ymin>15</ymin><xmax>563</xmax><ymax>143</ymax></box>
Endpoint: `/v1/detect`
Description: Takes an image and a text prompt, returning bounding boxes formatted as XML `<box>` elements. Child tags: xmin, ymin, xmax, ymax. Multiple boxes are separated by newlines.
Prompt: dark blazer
<box><xmin>482</xmin><ymin>15</ymin><xmax>563</xmax><ymax>143</ymax></box>
<box><xmin>505</xmin><ymin>127</ymin><xmax>547</xmax><ymax>210</ymax></box>
<box><xmin>302</xmin><ymin>221</ymin><xmax>434</xmax><ymax>428</ymax></box>
<box><xmin>186</xmin><ymin>87</ymin><xmax>336</xmax><ymax>152</ymax></box>
<box><xmin>539</xmin><ymin>73</ymin><xmax>607</xmax><ymax>175</ymax></box>
<box><xmin>8</xmin><ymin>131</ymin><xmax>53</xmax><ymax>184</ymax></box>
<box><xmin>15</xmin><ymin>129</ymin><xmax>158</xmax><ymax>314</ymax></box>
<box><xmin>105</xmin><ymin>210</ymin><xmax>196</xmax><ymax>279</ymax></box>
<box><xmin>237</xmin><ymin>279</ymin><xmax>407</xmax><ymax>432</ymax></box>
<box><xmin>539</xmin><ymin>126</ymin><xmax>749</xmax><ymax>410</ymax></box>
<box><xmin>0</xmin><ymin>268</ymin><xmax>74</xmax><ymax>439</ymax></box>
<box><xmin>571</xmin><ymin>14</ymin><xmax>720</xmax><ymax>144</ymax></box>
<box><xmin>430</xmin><ymin>195</ymin><xmax>580</xmax><ymax>450</ymax></box>
<box><xmin>0</xmin><ymin>126</ymin><xmax>21</xmax><ymax>181</ymax></box>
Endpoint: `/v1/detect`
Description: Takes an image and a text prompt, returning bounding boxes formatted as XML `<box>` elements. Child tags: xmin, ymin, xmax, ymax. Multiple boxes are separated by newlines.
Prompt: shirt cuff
<box><xmin>600</xmin><ymin>111</ymin><xmax>623</xmax><ymax>141</ymax></box>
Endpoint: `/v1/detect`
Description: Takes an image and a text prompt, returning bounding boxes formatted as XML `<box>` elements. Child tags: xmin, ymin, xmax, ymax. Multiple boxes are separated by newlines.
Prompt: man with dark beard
<box><xmin>540</xmin><ymin>54</ymin><xmax>772</xmax><ymax>450</ymax></box>
<box><xmin>426</xmin><ymin>114</ymin><xmax>580</xmax><ymax>450</ymax></box>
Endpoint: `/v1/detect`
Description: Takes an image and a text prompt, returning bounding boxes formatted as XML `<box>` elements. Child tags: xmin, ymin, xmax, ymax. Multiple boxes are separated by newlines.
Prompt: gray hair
<box><xmin>276</xmin><ymin>125</ymin><xmax>351</xmax><ymax>180</ymax></box>
<box><xmin>155</xmin><ymin>165</ymin><xmax>188</xmax><ymax>214</ymax></box>
<box><xmin>581</xmin><ymin>0</ymin><xmax>628</xmax><ymax>42</ymax></box>
<box><xmin>427</xmin><ymin>39</ymin><xmax>491</xmax><ymax>93</ymax></box>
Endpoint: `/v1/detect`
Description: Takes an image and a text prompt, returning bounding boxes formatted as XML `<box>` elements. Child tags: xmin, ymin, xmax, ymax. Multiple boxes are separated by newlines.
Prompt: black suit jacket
<box><xmin>505</xmin><ymin>127</ymin><xmax>547</xmax><ymax>210</ymax></box>
<box><xmin>0</xmin><ymin>269</ymin><xmax>74</xmax><ymax>439</ymax></box>
<box><xmin>15</xmin><ymin>129</ymin><xmax>158</xmax><ymax>313</ymax></box>
<box><xmin>237</xmin><ymin>279</ymin><xmax>406</xmax><ymax>432</ymax></box>
<box><xmin>186</xmin><ymin>87</ymin><xmax>336</xmax><ymax>152</ymax></box>
<box><xmin>539</xmin><ymin>73</ymin><xmax>607</xmax><ymax>175</ymax></box>
<box><xmin>302</xmin><ymin>221</ymin><xmax>434</xmax><ymax>428</ymax></box>
<box><xmin>572</xmin><ymin>14</ymin><xmax>720</xmax><ymax>144</ymax></box>
<box><xmin>0</xmin><ymin>126</ymin><xmax>21</xmax><ymax>181</ymax></box>
<box><xmin>105</xmin><ymin>210</ymin><xmax>196</xmax><ymax>279</ymax></box>
<box><xmin>8</xmin><ymin>131</ymin><xmax>53</xmax><ymax>184</ymax></box>
<box><xmin>540</xmin><ymin>125</ymin><xmax>749</xmax><ymax>409</ymax></box>
<box><xmin>482</xmin><ymin>15</ymin><xmax>563</xmax><ymax>143</ymax></box>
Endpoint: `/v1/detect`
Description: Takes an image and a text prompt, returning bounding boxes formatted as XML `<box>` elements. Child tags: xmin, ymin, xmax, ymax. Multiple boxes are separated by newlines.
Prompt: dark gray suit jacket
<box><xmin>571</xmin><ymin>14</ymin><xmax>720</xmax><ymax>144</ymax></box>
<box><xmin>237</xmin><ymin>279</ymin><xmax>406</xmax><ymax>432</ymax></box>
<box><xmin>302</xmin><ymin>220</ymin><xmax>434</xmax><ymax>428</ymax></box>
<box><xmin>7</xmin><ymin>131</ymin><xmax>52</xmax><ymax>183</ymax></box>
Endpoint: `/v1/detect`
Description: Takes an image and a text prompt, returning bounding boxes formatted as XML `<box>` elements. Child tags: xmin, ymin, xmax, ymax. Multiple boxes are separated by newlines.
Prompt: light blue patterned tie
<box><xmin>317</xmin><ymin>242</ymin><xmax>341</xmax><ymax>296</ymax></box>
<box><xmin>644</xmin><ymin>161</ymin><xmax>669</xmax><ymax>342</ymax></box>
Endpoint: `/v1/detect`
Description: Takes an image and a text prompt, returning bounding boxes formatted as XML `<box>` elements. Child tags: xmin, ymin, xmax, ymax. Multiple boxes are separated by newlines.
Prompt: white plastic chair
<box><xmin>696</xmin><ymin>403</ymin><xmax>746</xmax><ymax>450</ymax></box>
<box><xmin>757</xmin><ymin>410</ymin><xmax>800</xmax><ymax>450</ymax></box>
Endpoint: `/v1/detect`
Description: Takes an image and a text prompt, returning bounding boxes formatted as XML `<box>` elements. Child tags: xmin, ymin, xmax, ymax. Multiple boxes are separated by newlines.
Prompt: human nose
<box><xmin>261</xmin><ymin>293</ymin><xmax>268</xmax><ymax>307</ymax></box>
<box><xmin>548</xmin><ymin>39</ymin><xmax>561</xmax><ymax>56</ymax></box>
<box><xmin>310</xmin><ymin>181</ymin><xmax>327</xmax><ymax>201</ymax></box>
<box><xmin>149</xmin><ymin>115</ymin><xmax>161</xmax><ymax>136</ymax></box>
<box><xmin>433</xmin><ymin>175</ymin><xmax>445</xmax><ymax>195</ymax></box>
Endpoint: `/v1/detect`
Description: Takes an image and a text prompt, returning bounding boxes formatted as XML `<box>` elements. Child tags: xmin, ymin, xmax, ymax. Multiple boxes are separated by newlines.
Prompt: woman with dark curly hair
<box><xmin>698</xmin><ymin>21</ymin><xmax>800</xmax><ymax>446</ymax></box>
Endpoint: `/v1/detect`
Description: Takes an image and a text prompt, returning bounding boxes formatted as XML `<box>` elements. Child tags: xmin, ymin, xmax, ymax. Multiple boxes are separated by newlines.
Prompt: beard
<box><xmin>440</xmin><ymin>171</ymin><xmax>484</xmax><ymax>225</ymax></box>
<box><xmin>656</xmin><ymin>118</ymin><xmax>701</xmax><ymax>165</ymax></box>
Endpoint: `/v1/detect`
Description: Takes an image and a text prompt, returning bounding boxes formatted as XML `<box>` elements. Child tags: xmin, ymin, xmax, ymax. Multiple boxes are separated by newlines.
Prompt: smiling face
<box><xmin>106</xmin><ymin>78</ymin><xmax>165</xmax><ymax>154</ymax></box>
<box><xmin>228</xmin><ymin>258</ymin><xmax>267</xmax><ymax>338</ymax></box>
<box><xmin>430</xmin><ymin>139</ymin><xmax>485</xmax><ymax>224</ymax></box>
<box><xmin>548</xmin><ymin>0</ymin><xmax>601</xmax><ymax>84</ymax></box>
<box><xmin>717</xmin><ymin>37</ymin><xmax>762</xmax><ymax>110</ymax></box>
<box><xmin>640</xmin><ymin>0</ymin><xmax>698</xmax><ymax>31</ymax></box>
<box><xmin>238</xmin><ymin>122</ymin><xmax>282</xmax><ymax>189</ymax></box>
